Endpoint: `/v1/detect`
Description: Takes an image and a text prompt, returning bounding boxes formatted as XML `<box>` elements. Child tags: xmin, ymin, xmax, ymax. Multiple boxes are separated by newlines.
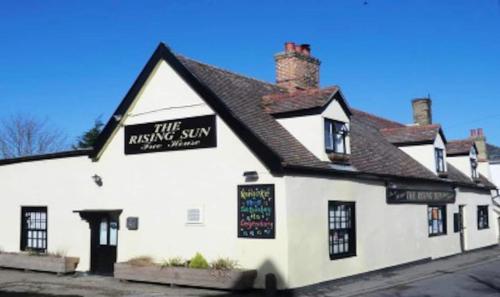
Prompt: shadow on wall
<box><xmin>200</xmin><ymin>259</ymin><xmax>294</xmax><ymax>297</ymax></box>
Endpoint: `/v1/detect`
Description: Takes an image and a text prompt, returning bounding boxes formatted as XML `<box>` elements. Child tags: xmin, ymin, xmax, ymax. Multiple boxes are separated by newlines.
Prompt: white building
<box><xmin>0</xmin><ymin>42</ymin><xmax>498</xmax><ymax>290</ymax></box>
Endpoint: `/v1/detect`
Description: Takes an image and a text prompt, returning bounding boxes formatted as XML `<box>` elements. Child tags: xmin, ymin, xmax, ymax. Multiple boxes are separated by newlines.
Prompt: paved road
<box><xmin>0</xmin><ymin>248</ymin><xmax>499</xmax><ymax>297</ymax></box>
<box><xmin>360</xmin><ymin>258</ymin><xmax>500</xmax><ymax>297</ymax></box>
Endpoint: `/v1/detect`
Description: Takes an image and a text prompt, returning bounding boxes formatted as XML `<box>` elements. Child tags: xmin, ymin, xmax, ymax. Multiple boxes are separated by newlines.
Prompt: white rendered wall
<box><xmin>0</xmin><ymin>60</ymin><xmax>289</xmax><ymax>289</ymax></box>
<box><xmin>457</xmin><ymin>188</ymin><xmax>499</xmax><ymax>250</ymax></box>
<box><xmin>399</xmin><ymin>135</ymin><xmax>446</xmax><ymax>175</ymax></box>
<box><xmin>448</xmin><ymin>156</ymin><xmax>473</xmax><ymax>181</ymax></box>
<box><xmin>491</xmin><ymin>163</ymin><xmax>500</xmax><ymax>189</ymax></box>
<box><xmin>283</xmin><ymin>175</ymin><xmax>498</xmax><ymax>288</ymax></box>
<box><xmin>277</xmin><ymin>99</ymin><xmax>350</xmax><ymax>162</ymax></box>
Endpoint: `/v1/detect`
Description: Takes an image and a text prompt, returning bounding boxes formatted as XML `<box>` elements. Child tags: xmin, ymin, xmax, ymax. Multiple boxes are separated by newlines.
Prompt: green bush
<box><xmin>210</xmin><ymin>257</ymin><xmax>238</xmax><ymax>270</ymax></box>
<box><xmin>188</xmin><ymin>252</ymin><xmax>209</xmax><ymax>269</ymax></box>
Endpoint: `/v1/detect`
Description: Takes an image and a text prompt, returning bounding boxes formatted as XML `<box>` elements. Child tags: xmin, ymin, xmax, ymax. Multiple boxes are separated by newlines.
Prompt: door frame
<box><xmin>458</xmin><ymin>205</ymin><xmax>466</xmax><ymax>252</ymax></box>
<box><xmin>74</xmin><ymin>209</ymin><xmax>122</xmax><ymax>275</ymax></box>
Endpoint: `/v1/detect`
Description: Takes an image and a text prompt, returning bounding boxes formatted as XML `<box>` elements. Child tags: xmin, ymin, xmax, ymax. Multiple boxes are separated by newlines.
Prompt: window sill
<box><xmin>428</xmin><ymin>233</ymin><xmax>447</xmax><ymax>237</ymax></box>
<box><xmin>326</xmin><ymin>152</ymin><xmax>351</xmax><ymax>164</ymax></box>
<box><xmin>330</xmin><ymin>253</ymin><xmax>357</xmax><ymax>260</ymax></box>
<box><xmin>478</xmin><ymin>227</ymin><xmax>489</xmax><ymax>230</ymax></box>
<box><xmin>437</xmin><ymin>171</ymin><xmax>448</xmax><ymax>178</ymax></box>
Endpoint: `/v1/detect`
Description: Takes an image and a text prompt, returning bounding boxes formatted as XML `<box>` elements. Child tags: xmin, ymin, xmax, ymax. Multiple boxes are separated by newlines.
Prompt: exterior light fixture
<box><xmin>113</xmin><ymin>114</ymin><xmax>123</xmax><ymax>122</ymax></box>
<box><xmin>243</xmin><ymin>171</ymin><xmax>259</xmax><ymax>182</ymax></box>
<box><xmin>92</xmin><ymin>174</ymin><xmax>103</xmax><ymax>187</ymax></box>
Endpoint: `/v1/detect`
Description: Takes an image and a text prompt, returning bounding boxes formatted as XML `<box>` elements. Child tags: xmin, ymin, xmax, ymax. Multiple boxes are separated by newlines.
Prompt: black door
<box><xmin>89</xmin><ymin>214</ymin><xmax>119</xmax><ymax>275</ymax></box>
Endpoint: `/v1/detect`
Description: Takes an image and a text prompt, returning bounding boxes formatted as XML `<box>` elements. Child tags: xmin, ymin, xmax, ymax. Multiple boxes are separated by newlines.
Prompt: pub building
<box><xmin>0</xmin><ymin>42</ymin><xmax>498</xmax><ymax>290</ymax></box>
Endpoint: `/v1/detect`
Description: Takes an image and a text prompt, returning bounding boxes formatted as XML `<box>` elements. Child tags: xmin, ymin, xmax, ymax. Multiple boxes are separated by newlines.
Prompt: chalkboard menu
<box><xmin>124</xmin><ymin>115</ymin><xmax>216</xmax><ymax>155</ymax></box>
<box><xmin>238</xmin><ymin>184</ymin><xmax>275</xmax><ymax>239</ymax></box>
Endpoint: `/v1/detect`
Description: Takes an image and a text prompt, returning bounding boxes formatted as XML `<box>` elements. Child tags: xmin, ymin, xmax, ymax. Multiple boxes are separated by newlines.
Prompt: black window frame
<box><xmin>477</xmin><ymin>205</ymin><xmax>489</xmax><ymax>230</ymax></box>
<box><xmin>428</xmin><ymin>205</ymin><xmax>447</xmax><ymax>237</ymax></box>
<box><xmin>435</xmin><ymin>148</ymin><xmax>445</xmax><ymax>173</ymax></box>
<box><xmin>328</xmin><ymin>201</ymin><xmax>356</xmax><ymax>260</ymax></box>
<box><xmin>324</xmin><ymin>119</ymin><xmax>348</xmax><ymax>155</ymax></box>
<box><xmin>20</xmin><ymin>206</ymin><xmax>48</xmax><ymax>253</ymax></box>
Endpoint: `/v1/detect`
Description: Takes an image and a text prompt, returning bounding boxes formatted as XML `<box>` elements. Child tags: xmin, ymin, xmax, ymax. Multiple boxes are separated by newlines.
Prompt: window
<box><xmin>428</xmin><ymin>205</ymin><xmax>447</xmax><ymax>236</ymax></box>
<box><xmin>325</xmin><ymin>119</ymin><xmax>348</xmax><ymax>154</ymax></box>
<box><xmin>20</xmin><ymin>207</ymin><xmax>47</xmax><ymax>252</ymax></box>
<box><xmin>328</xmin><ymin>201</ymin><xmax>356</xmax><ymax>259</ymax></box>
<box><xmin>435</xmin><ymin>148</ymin><xmax>445</xmax><ymax>173</ymax></box>
<box><xmin>477</xmin><ymin>206</ymin><xmax>489</xmax><ymax>230</ymax></box>
<box><xmin>99</xmin><ymin>217</ymin><xmax>118</xmax><ymax>246</ymax></box>
<box><xmin>471</xmin><ymin>158</ymin><xmax>478</xmax><ymax>179</ymax></box>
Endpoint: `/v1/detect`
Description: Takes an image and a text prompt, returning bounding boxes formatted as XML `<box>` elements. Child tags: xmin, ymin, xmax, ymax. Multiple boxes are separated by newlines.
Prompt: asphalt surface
<box><xmin>0</xmin><ymin>247</ymin><xmax>499</xmax><ymax>297</ymax></box>
<box><xmin>359</xmin><ymin>258</ymin><xmax>500</xmax><ymax>297</ymax></box>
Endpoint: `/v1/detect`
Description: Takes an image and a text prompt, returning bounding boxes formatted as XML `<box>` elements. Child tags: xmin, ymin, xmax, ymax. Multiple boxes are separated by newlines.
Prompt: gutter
<box><xmin>282</xmin><ymin>164</ymin><xmax>492</xmax><ymax>192</ymax></box>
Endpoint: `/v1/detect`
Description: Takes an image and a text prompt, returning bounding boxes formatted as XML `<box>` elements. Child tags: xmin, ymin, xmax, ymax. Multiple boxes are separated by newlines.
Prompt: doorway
<box><xmin>74</xmin><ymin>210</ymin><xmax>122</xmax><ymax>275</ymax></box>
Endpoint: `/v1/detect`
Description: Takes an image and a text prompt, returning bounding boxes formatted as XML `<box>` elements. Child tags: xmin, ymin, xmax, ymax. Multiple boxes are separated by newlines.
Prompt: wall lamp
<box><xmin>92</xmin><ymin>174</ymin><xmax>103</xmax><ymax>187</ymax></box>
<box><xmin>243</xmin><ymin>171</ymin><xmax>259</xmax><ymax>182</ymax></box>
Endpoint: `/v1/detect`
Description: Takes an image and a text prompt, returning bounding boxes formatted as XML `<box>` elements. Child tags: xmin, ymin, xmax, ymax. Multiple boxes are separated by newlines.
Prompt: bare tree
<box><xmin>0</xmin><ymin>114</ymin><xmax>68</xmax><ymax>159</ymax></box>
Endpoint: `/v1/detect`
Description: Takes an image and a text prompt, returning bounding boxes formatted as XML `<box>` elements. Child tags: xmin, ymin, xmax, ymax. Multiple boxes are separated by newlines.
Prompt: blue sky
<box><xmin>0</xmin><ymin>0</ymin><xmax>499</xmax><ymax>146</ymax></box>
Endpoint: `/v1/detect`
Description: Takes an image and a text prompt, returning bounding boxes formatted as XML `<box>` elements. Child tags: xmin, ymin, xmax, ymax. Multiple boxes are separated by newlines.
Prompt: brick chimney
<box><xmin>275</xmin><ymin>42</ymin><xmax>320</xmax><ymax>92</ymax></box>
<box><xmin>412</xmin><ymin>98</ymin><xmax>432</xmax><ymax>125</ymax></box>
<box><xmin>470</xmin><ymin>128</ymin><xmax>488</xmax><ymax>161</ymax></box>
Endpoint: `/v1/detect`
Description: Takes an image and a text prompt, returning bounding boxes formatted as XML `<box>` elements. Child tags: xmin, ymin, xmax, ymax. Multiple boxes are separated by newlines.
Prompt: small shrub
<box><xmin>188</xmin><ymin>253</ymin><xmax>209</xmax><ymax>269</ymax></box>
<box><xmin>210</xmin><ymin>257</ymin><xmax>238</xmax><ymax>270</ymax></box>
<box><xmin>127</xmin><ymin>256</ymin><xmax>155</xmax><ymax>267</ymax></box>
<box><xmin>160</xmin><ymin>257</ymin><xmax>186</xmax><ymax>268</ymax></box>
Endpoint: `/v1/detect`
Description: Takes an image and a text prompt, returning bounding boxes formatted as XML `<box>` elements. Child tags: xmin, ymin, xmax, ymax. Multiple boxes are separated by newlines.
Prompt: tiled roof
<box><xmin>350</xmin><ymin>115</ymin><xmax>439</xmax><ymax>180</ymax></box>
<box><xmin>447</xmin><ymin>140</ymin><xmax>474</xmax><ymax>156</ymax></box>
<box><xmin>177</xmin><ymin>55</ymin><xmax>327</xmax><ymax>169</ymax></box>
<box><xmin>380</xmin><ymin>125</ymin><xmax>442</xmax><ymax>145</ymax></box>
<box><xmin>487</xmin><ymin>144</ymin><xmax>500</xmax><ymax>162</ymax></box>
<box><xmin>175</xmin><ymin>54</ymin><xmax>496</xmax><ymax>189</ymax></box>
<box><xmin>91</xmin><ymin>44</ymin><xmax>493</xmax><ymax>190</ymax></box>
<box><xmin>262</xmin><ymin>87</ymin><xmax>339</xmax><ymax>114</ymax></box>
<box><xmin>351</xmin><ymin>109</ymin><xmax>405</xmax><ymax>130</ymax></box>
<box><xmin>177</xmin><ymin>55</ymin><xmax>443</xmax><ymax>182</ymax></box>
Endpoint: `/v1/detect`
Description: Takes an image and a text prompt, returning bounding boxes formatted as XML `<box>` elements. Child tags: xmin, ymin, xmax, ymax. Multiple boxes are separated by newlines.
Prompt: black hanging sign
<box><xmin>386</xmin><ymin>183</ymin><xmax>456</xmax><ymax>204</ymax></box>
<box><xmin>124</xmin><ymin>115</ymin><xmax>216</xmax><ymax>155</ymax></box>
<box><xmin>238</xmin><ymin>184</ymin><xmax>275</xmax><ymax>239</ymax></box>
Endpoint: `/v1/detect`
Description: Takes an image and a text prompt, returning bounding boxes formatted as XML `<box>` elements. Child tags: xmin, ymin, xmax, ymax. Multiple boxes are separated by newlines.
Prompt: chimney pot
<box><xmin>411</xmin><ymin>98</ymin><xmax>432</xmax><ymax>125</ymax></box>
<box><xmin>285</xmin><ymin>42</ymin><xmax>295</xmax><ymax>52</ymax></box>
<box><xmin>301</xmin><ymin>44</ymin><xmax>311</xmax><ymax>56</ymax></box>
<box><xmin>470</xmin><ymin>128</ymin><xmax>488</xmax><ymax>161</ymax></box>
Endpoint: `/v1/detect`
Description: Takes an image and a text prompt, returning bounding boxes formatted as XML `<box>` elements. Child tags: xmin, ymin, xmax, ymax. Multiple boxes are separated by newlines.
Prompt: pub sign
<box><xmin>386</xmin><ymin>183</ymin><xmax>456</xmax><ymax>204</ymax></box>
<box><xmin>124</xmin><ymin>115</ymin><xmax>216</xmax><ymax>155</ymax></box>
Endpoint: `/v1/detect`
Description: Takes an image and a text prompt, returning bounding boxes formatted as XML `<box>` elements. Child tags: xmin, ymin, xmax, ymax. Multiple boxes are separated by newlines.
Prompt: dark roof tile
<box><xmin>380</xmin><ymin>125</ymin><xmax>442</xmax><ymax>145</ymax></box>
<box><xmin>447</xmin><ymin>140</ymin><xmax>474</xmax><ymax>156</ymax></box>
<box><xmin>487</xmin><ymin>143</ymin><xmax>500</xmax><ymax>162</ymax></box>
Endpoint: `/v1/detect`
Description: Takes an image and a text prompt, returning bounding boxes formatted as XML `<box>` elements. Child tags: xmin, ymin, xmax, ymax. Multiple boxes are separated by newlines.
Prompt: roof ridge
<box><xmin>351</xmin><ymin>108</ymin><xmax>405</xmax><ymax>127</ymax></box>
<box><xmin>176</xmin><ymin>54</ymin><xmax>285</xmax><ymax>90</ymax></box>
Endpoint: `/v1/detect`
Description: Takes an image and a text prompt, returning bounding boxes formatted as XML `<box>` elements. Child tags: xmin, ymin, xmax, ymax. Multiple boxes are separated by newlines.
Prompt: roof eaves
<box><xmin>0</xmin><ymin>149</ymin><xmax>92</xmax><ymax>166</ymax></box>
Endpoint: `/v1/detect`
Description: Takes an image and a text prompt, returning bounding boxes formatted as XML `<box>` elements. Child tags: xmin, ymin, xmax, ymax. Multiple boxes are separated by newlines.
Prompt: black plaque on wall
<box><xmin>238</xmin><ymin>184</ymin><xmax>275</xmax><ymax>239</ymax></box>
<box><xmin>124</xmin><ymin>115</ymin><xmax>216</xmax><ymax>155</ymax></box>
<box><xmin>386</xmin><ymin>189</ymin><xmax>456</xmax><ymax>204</ymax></box>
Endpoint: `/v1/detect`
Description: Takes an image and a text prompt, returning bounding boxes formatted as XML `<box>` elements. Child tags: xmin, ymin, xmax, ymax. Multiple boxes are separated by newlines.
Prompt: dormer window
<box><xmin>471</xmin><ymin>158</ymin><xmax>478</xmax><ymax>179</ymax></box>
<box><xmin>435</xmin><ymin>148</ymin><xmax>445</xmax><ymax>173</ymax></box>
<box><xmin>324</xmin><ymin>119</ymin><xmax>348</xmax><ymax>155</ymax></box>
